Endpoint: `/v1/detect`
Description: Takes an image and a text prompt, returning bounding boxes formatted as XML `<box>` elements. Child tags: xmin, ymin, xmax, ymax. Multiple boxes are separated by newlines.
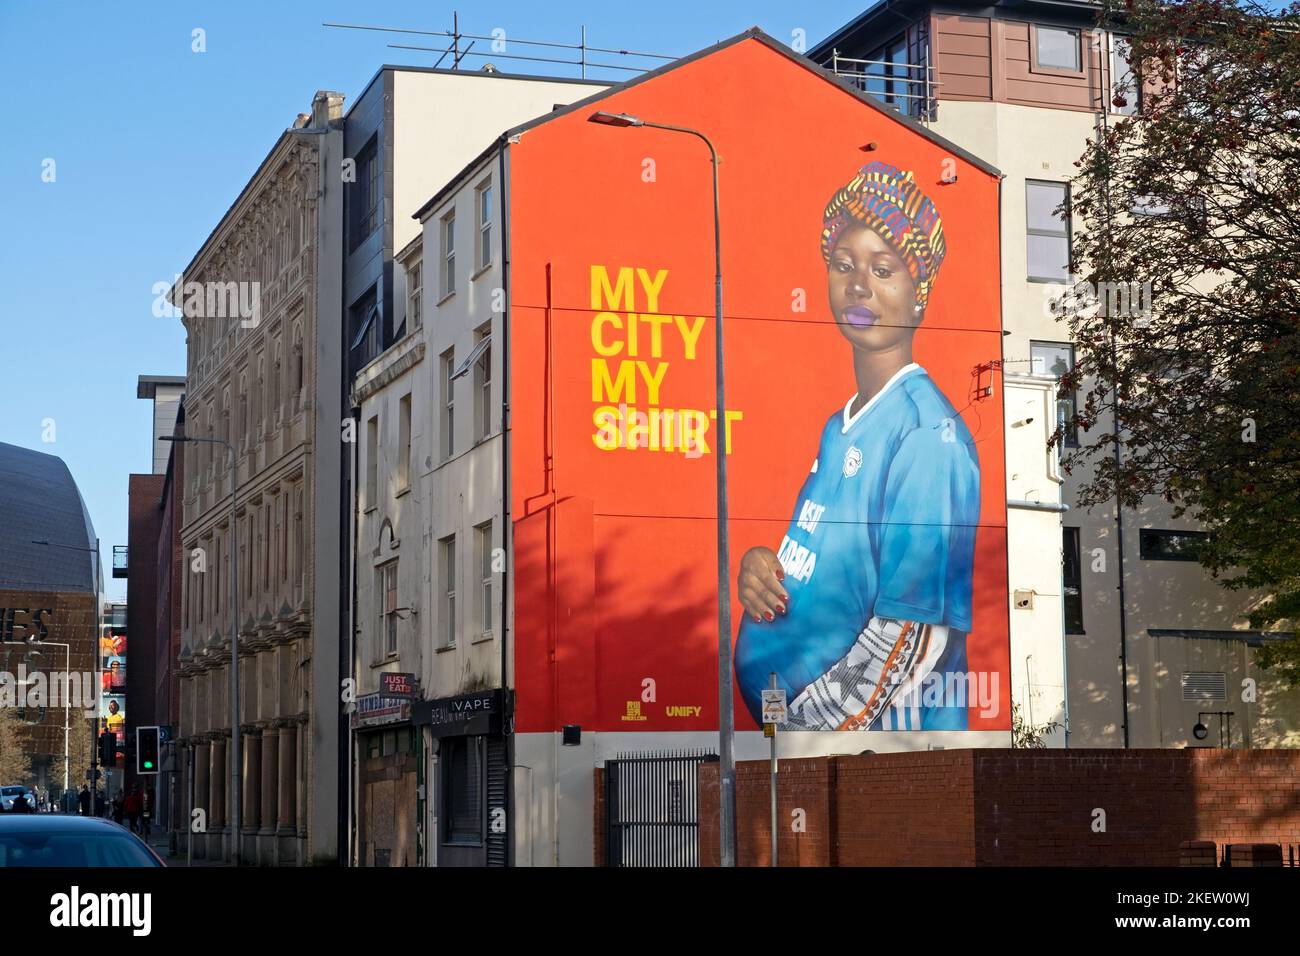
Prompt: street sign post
<box><xmin>761</xmin><ymin>677</ymin><xmax>786</xmax><ymax>867</ymax></box>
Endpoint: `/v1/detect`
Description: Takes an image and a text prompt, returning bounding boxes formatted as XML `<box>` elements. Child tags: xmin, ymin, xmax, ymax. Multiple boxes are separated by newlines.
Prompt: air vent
<box><xmin>1181</xmin><ymin>671</ymin><xmax>1227</xmax><ymax>701</ymax></box>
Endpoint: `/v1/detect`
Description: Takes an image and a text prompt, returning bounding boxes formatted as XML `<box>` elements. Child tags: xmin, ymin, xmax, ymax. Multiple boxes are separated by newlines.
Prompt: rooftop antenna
<box><xmin>323</xmin><ymin>13</ymin><xmax>675</xmax><ymax>77</ymax></box>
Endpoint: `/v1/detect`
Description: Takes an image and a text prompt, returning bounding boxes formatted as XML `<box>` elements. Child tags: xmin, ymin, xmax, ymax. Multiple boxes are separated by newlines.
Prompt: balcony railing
<box><xmin>828</xmin><ymin>51</ymin><xmax>940</xmax><ymax>123</ymax></box>
<box><xmin>112</xmin><ymin>545</ymin><xmax>129</xmax><ymax>578</ymax></box>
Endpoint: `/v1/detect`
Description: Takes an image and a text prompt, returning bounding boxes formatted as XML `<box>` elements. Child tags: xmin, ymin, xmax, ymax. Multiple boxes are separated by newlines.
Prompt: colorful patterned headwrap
<box><xmin>821</xmin><ymin>161</ymin><xmax>946</xmax><ymax>311</ymax></box>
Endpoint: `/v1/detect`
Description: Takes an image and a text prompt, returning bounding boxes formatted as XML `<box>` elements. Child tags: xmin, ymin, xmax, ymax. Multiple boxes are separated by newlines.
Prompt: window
<box><xmin>1030</xmin><ymin>341</ymin><xmax>1078</xmax><ymax>447</ymax></box>
<box><xmin>350</xmin><ymin>137</ymin><xmax>380</xmax><ymax>250</ymax></box>
<box><xmin>398</xmin><ymin>393</ymin><xmax>411</xmax><ymax>491</ymax></box>
<box><xmin>365</xmin><ymin>415</ymin><xmax>379</xmax><ymax>510</ymax></box>
<box><xmin>474</xmin><ymin>326</ymin><xmax>491</xmax><ymax>441</ymax></box>
<box><xmin>220</xmin><ymin>390</ymin><xmax>230</xmax><ymax>471</ymax></box>
<box><xmin>1063</xmin><ymin>527</ymin><xmax>1084</xmax><ymax>635</ymax></box>
<box><xmin>350</xmin><ymin>286</ymin><xmax>380</xmax><ymax>369</ymax></box>
<box><xmin>440</xmin><ymin>535</ymin><xmax>456</xmax><ymax>647</ymax></box>
<box><xmin>475</xmin><ymin>521</ymin><xmax>493</xmax><ymax>637</ymax></box>
<box><xmin>1110</xmin><ymin>34</ymin><xmax>1138</xmax><ymax>115</ymax></box>
<box><xmin>1139</xmin><ymin>529</ymin><xmax>1207</xmax><ymax>561</ymax></box>
<box><xmin>270</xmin><ymin>341</ymin><xmax>281</xmax><ymax>424</ymax></box>
<box><xmin>254</xmin><ymin>359</ymin><xmax>264</xmax><ymax>436</ymax></box>
<box><xmin>407</xmin><ymin>259</ymin><xmax>423</xmax><ymax>331</ymax></box>
<box><xmin>237</xmin><ymin>374</ymin><xmax>248</xmax><ymax>452</ymax></box>
<box><xmin>442</xmin><ymin>736</ymin><xmax>483</xmax><ymax>845</ymax></box>
<box><xmin>280</xmin><ymin>492</ymin><xmax>289</xmax><ymax>582</ymax></box>
<box><xmin>476</xmin><ymin>181</ymin><xmax>493</xmax><ymax>270</ymax></box>
<box><xmin>1026</xmin><ymin>181</ymin><xmax>1071</xmax><ymax>282</ymax></box>
<box><xmin>379</xmin><ymin>561</ymin><xmax>399</xmax><ymax>656</ymax></box>
<box><xmin>292</xmin><ymin>323</ymin><xmax>304</xmax><ymax>407</ymax></box>
<box><xmin>441</xmin><ymin>212</ymin><xmax>456</xmax><ymax>298</ymax></box>
<box><xmin>1032</xmin><ymin>25</ymin><xmax>1082</xmax><ymax>74</ymax></box>
<box><xmin>441</xmin><ymin>348</ymin><xmax>455</xmax><ymax>460</ymax></box>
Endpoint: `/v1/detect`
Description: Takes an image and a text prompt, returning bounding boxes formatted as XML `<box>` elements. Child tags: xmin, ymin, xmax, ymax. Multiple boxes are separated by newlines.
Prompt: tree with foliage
<box><xmin>1011</xmin><ymin>701</ymin><xmax>1064</xmax><ymax>749</ymax></box>
<box><xmin>0</xmin><ymin>705</ymin><xmax>33</xmax><ymax>785</ymax></box>
<box><xmin>50</xmin><ymin>716</ymin><xmax>94</xmax><ymax>798</ymax></box>
<box><xmin>1060</xmin><ymin>0</ymin><xmax>1300</xmax><ymax>678</ymax></box>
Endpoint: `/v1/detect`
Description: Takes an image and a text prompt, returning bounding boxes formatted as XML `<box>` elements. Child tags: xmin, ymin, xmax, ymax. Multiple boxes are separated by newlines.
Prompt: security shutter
<box><xmin>485</xmin><ymin>737</ymin><xmax>508</xmax><ymax>867</ymax></box>
<box><xmin>1181</xmin><ymin>671</ymin><xmax>1227</xmax><ymax>701</ymax></box>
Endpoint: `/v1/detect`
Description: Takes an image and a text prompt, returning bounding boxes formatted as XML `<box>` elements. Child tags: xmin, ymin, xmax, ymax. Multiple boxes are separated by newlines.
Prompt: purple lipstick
<box><xmin>843</xmin><ymin>305</ymin><xmax>880</xmax><ymax>328</ymax></box>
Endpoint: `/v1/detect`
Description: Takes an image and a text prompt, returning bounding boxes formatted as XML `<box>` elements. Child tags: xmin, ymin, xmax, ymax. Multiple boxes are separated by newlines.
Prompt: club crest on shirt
<box><xmin>843</xmin><ymin>445</ymin><xmax>863</xmax><ymax>477</ymax></box>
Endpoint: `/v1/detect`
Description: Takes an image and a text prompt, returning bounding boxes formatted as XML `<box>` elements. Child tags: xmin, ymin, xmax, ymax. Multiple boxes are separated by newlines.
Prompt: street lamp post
<box><xmin>162</xmin><ymin>434</ymin><xmax>240</xmax><ymax>865</ymax></box>
<box><xmin>588</xmin><ymin>110</ymin><xmax>737</xmax><ymax>866</ymax></box>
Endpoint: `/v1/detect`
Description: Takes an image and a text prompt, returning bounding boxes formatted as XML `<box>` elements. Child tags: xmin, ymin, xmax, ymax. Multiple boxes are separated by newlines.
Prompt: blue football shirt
<box><xmin>734</xmin><ymin>363</ymin><xmax>980</xmax><ymax>729</ymax></box>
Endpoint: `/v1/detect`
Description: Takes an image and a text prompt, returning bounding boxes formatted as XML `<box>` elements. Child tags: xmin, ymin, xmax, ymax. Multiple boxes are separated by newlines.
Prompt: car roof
<box><xmin>0</xmin><ymin>815</ymin><xmax>130</xmax><ymax>833</ymax></box>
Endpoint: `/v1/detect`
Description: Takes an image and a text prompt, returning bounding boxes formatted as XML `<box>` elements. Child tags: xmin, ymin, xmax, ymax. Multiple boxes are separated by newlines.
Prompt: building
<box><xmin>0</xmin><ymin>441</ymin><xmax>100</xmax><ymax>798</ymax></box>
<box><xmin>356</xmin><ymin>27</ymin><xmax>1033</xmax><ymax>866</ymax></box>
<box><xmin>139</xmin><ymin>376</ymin><xmax>187</xmax><ymax>476</ymax></box>
<box><xmin>172</xmin><ymin>90</ymin><xmax>346</xmax><ymax>864</ymax></box>
<box><xmin>340</xmin><ymin>64</ymin><xmax>607</xmax><ymax>866</ymax></box>
<box><xmin>810</xmin><ymin>0</ymin><xmax>1300</xmax><ymax>748</ymax></box>
<box><xmin>121</xmin><ymin>382</ymin><xmax>186</xmax><ymax>847</ymax></box>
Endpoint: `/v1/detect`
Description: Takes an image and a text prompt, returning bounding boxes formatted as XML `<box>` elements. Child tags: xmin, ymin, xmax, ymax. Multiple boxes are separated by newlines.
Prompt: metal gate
<box><xmin>604</xmin><ymin>750</ymin><xmax>717</xmax><ymax>867</ymax></box>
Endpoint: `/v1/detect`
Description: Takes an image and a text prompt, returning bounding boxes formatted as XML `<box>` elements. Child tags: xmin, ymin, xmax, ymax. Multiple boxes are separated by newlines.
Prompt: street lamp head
<box><xmin>589</xmin><ymin>111</ymin><xmax>643</xmax><ymax>128</ymax></box>
<box><xmin>159</xmin><ymin>435</ymin><xmax>185</xmax><ymax>442</ymax></box>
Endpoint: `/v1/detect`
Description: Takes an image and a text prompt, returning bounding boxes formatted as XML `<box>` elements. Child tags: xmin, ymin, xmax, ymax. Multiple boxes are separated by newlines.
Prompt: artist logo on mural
<box><xmin>734</xmin><ymin>162</ymin><xmax>979</xmax><ymax>732</ymax></box>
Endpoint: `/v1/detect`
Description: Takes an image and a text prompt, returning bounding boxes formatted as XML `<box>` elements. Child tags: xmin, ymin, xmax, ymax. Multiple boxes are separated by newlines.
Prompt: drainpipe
<box><xmin>497</xmin><ymin>141</ymin><xmax>514</xmax><ymax>867</ymax></box>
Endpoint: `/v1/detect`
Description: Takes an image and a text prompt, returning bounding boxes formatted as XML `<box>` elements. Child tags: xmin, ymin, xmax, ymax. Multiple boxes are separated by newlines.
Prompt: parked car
<box><xmin>0</xmin><ymin>815</ymin><xmax>164</xmax><ymax>866</ymax></box>
<box><xmin>0</xmin><ymin>786</ymin><xmax>37</xmax><ymax>811</ymax></box>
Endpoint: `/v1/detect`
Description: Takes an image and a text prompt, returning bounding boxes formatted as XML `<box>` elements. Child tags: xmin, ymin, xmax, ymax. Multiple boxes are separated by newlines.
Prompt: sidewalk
<box><xmin>149</xmin><ymin>831</ymin><xmax>230</xmax><ymax>867</ymax></box>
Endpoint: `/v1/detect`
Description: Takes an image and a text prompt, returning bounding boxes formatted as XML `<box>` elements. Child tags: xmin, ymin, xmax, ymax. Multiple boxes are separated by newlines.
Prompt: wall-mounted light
<box><xmin>562</xmin><ymin>725</ymin><xmax>581</xmax><ymax>746</ymax></box>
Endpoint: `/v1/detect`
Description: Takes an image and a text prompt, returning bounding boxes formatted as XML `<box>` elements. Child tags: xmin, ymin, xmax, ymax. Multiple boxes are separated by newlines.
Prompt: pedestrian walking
<box><xmin>124</xmin><ymin>784</ymin><xmax>143</xmax><ymax>833</ymax></box>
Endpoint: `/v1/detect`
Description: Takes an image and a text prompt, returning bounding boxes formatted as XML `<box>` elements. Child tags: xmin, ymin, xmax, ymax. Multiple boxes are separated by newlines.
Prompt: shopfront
<box><xmin>413</xmin><ymin>688</ymin><xmax>508</xmax><ymax>868</ymax></box>
<box><xmin>354</xmin><ymin>692</ymin><xmax>420</xmax><ymax>867</ymax></box>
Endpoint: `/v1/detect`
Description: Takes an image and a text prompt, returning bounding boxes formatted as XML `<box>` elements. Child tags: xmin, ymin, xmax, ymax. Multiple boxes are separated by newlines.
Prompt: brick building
<box><xmin>0</xmin><ymin>440</ymin><xmax>101</xmax><ymax>797</ymax></box>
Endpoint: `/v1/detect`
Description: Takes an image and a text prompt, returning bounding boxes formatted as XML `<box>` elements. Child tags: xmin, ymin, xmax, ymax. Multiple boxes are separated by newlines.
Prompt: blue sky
<box><xmin>0</xmin><ymin>1</ymin><xmax>859</xmax><ymax>600</ymax></box>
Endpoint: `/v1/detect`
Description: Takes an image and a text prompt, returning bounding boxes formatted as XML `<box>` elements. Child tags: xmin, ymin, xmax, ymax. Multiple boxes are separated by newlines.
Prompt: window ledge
<box><xmin>436</xmin><ymin>643</ymin><xmax>457</xmax><ymax>654</ymax></box>
<box><xmin>436</xmin><ymin>290</ymin><xmax>456</xmax><ymax>306</ymax></box>
<box><xmin>396</xmin><ymin>486</ymin><xmax>412</xmax><ymax>499</ymax></box>
<box><xmin>471</xmin><ymin>262</ymin><xmax>493</xmax><ymax>281</ymax></box>
<box><xmin>364</xmin><ymin>506</ymin><xmax>377</xmax><ymax>515</ymax></box>
<box><xmin>369</xmin><ymin>654</ymin><xmax>401</xmax><ymax>669</ymax></box>
<box><xmin>471</xmin><ymin>632</ymin><xmax>494</xmax><ymax>645</ymax></box>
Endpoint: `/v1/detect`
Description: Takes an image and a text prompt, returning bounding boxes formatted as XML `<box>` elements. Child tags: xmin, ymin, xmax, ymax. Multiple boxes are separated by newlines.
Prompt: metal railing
<box><xmin>829</xmin><ymin>50</ymin><xmax>940</xmax><ymax>123</ymax></box>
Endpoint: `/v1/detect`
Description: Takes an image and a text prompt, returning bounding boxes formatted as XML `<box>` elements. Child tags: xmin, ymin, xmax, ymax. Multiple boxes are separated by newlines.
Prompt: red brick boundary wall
<box><xmin>698</xmin><ymin>749</ymin><xmax>1300</xmax><ymax>866</ymax></box>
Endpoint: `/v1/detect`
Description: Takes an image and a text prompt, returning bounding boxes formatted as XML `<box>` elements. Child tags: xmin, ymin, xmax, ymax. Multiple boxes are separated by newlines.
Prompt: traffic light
<box><xmin>98</xmin><ymin>730</ymin><xmax>115</xmax><ymax>768</ymax></box>
<box><xmin>137</xmin><ymin>726</ymin><xmax>160</xmax><ymax>774</ymax></box>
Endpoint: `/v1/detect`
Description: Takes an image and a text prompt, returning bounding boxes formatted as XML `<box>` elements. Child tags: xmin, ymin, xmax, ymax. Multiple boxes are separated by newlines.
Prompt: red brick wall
<box><xmin>698</xmin><ymin>749</ymin><xmax>1300</xmax><ymax>866</ymax></box>
<box><xmin>973</xmin><ymin>749</ymin><xmax>1300</xmax><ymax>866</ymax></box>
<box><xmin>835</xmin><ymin>750</ymin><xmax>977</xmax><ymax>865</ymax></box>
<box><xmin>699</xmin><ymin>757</ymin><xmax>837</xmax><ymax>866</ymax></box>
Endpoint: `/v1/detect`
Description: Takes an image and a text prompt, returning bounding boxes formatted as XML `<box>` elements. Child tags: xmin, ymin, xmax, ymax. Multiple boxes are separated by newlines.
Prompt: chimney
<box><xmin>293</xmin><ymin>113</ymin><xmax>311</xmax><ymax>129</ymax></box>
<box><xmin>311</xmin><ymin>90</ymin><xmax>345</xmax><ymax>128</ymax></box>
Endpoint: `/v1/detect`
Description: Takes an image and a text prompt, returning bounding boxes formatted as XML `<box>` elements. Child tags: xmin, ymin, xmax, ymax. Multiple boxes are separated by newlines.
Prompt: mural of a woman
<box><xmin>734</xmin><ymin>161</ymin><xmax>980</xmax><ymax>732</ymax></box>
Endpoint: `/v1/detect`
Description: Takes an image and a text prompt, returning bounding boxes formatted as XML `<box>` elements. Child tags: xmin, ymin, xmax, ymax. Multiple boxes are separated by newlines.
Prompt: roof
<box><xmin>0</xmin><ymin>442</ymin><xmax>97</xmax><ymax>593</ymax></box>
<box><xmin>411</xmin><ymin>27</ymin><xmax>1001</xmax><ymax>222</ymax></box>
<box><xmin>136</xmin><ymin>375</ymin><xmax>186</xmax><ymax>400</ymax></box>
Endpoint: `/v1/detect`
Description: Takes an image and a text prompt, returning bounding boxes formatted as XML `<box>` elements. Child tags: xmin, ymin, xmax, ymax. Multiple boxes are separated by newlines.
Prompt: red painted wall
<box><xmin>508</xmin><ymin>36</ymin><xmax>1008</xmax><ymax>735</ymax></box>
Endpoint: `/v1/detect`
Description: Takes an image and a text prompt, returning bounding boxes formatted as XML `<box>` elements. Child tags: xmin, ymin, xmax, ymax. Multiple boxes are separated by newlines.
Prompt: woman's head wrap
<box><xmin>821</xmin><ymin>161</ymin><xmax>946</xmax><ymax>310</ymax></box>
